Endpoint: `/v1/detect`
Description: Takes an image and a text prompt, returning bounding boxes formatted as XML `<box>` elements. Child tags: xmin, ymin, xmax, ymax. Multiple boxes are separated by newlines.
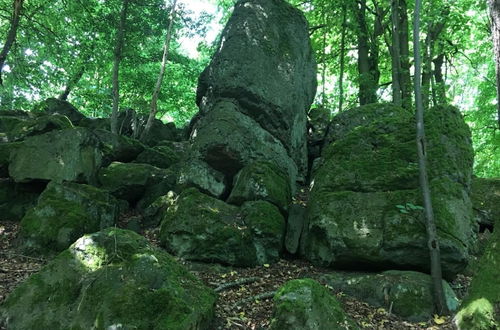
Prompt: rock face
<box><xmin>34</xmin><ymin>97</ymin><xmax>86</xmax><ymax>125</ymax></box>
<box><xmin>471</xmin><ymin>177</ymin><xmax>500</xmax><ymax>228</ymax></box>
<box><xmin>269</xmin><ymin>279</ymin><xmax>357</xmax><ymax>330</ymax></box>
<box><xmin>322</xmin><ymin>271</ymin><xmax>459</xmax><ymax>322</ymax></box>
<box><xmin>159</xmin><ymin>188</ymin><xmax>285</xmax><ymax>267</ymax></box>
<box><xmin>190</xmin><ymin>0</ymin><xmax>316</xmax><ymax>189</ymax></box>
<box><xmin>304</xmin><ymin>104</ymin><xmax>475</xmax><ymax>278</ymax></box>
<box><xmin>455</xmin><ymin>218</ymin><xmax>500</xmax><ymax>329</ymax></box>
<box><xmin>19</xmin><ymin>182</ymin><xmax>121</xmax><ymax>254</ymax></box>
<box><xmin>0</xmin><ymin>228</ymin><xmax>216</xmax><ymax>330</ymax></box>
<box><xmin>9</xmin><ymin>127</ymin><xmax>103</xmax><ymax>184</ymax></box>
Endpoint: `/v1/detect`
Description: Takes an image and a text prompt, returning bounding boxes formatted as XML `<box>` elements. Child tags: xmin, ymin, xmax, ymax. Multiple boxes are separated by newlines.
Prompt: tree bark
<box><xmin>338</xmin><ymin>3</ymin><xmax>347</xmax><ymax>112</ymax></box>
<box><xmin>489</xmin><ymin>0</ymin><xmax>500</xmax><ymax>129</ymax></box>
<box><xmin>399</xmin><ymin>0</ymin><xmax>411</xmax><ymax>109</ymax></box>
<box><xmin>413</xmin><ymin>0</ymin><xmax>449</xmax><ymax>315</ymax></box>
<box><xmin>110</xmin><ymin>0</ymin><xmax>130</xmax><ymax>134</ymax></box>
<box><xmin>390</xmin><ymin>0</ymin><xmax>402</xmax><ymax>105</ymax></box>
<box><xmin>356</xmin><ymin>0</ymin><xmax>379</xmax><ymax>105</ymax></box>
<box><xmin>140</xmin><ymin>0</ymin><xmax>178</xmax><ymax>141</ymax></box>
<box><xmin>0</xmin><ymin>0</ymin><xmax>23</xmax><ymax>86</ymax></box>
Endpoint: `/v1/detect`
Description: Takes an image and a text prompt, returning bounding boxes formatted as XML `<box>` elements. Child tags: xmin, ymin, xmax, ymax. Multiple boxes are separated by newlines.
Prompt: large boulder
<box><xmin>304</xmin><ymin>104</ymin><xmax>475</xmax><ymax>278</ymax></box>
<box><xmin>34</xmin><ymin>98</ymin><xmax>86</xmax><ymax>125</ymax></box>
<box><xmin>134</xmin><ymin>145</ymin><xmax>181</xmax><ymax>169</ymax></box>
<box><xmin>98</xmin><ymin>161</ymin><xmax>175</xmax><ymax>203</ymax></box>
<box><xmin>455</xmin><ymin>218</ymin><xmax>500</xmax><ymax>329</ymax></box>
<box><xmin>471</xmin><ymin>177</ymin><xmax>500</xmax><ymax>229</ymax></box>
<box><xmin>93</xmin><ymin>129</ymin><xmax>145</xmax><ymax>165</ymax></box>
<box><xmin>18</xmin><ymin>181</ymin><xmax>121</xmax><ymax>254</ymax></box>
<box><xmin>0</xmin><ymin>142</ymin><xmax>20</xmax><ymax>177</ymax></box>
<box><xmin>269</xmin><ymin>279</ymin><xmax>357</xmax><ymax>330</ymax></box>
<box><xmin>177</xmin><ymin>159</ymin><xmax>227</xmax><ymax>199</ymax></box>
<box><xmin>8</xmin><ymin>127</ymin><xmax>103</xmax><ymax>184</ymax></box>
<box><xmin>227</xmin><ymin>161</ymin><xmax>292</xmax><ymax>212</ymax></box>
<box><xmin>195</xmin><ymin>0</ymin><xmax>316</xmax><ymax>181</ymax></box>
<box><xmin>191</xmin><ymin>100</ymin><xmax>297</xmax><ymax>188</ymax></box>
<box><xmin>322</xmin><ymin>270</ymin><xmax>459</xmax><ymax>322</ymax></box>
<box><xmin>0</xmin><ymin>228</ymin><xmax>216</xmax><ymax>330</ymax></box>
<box><xmin>5</xmin><ymin>114</ymin><xmax>73</xmax><ymax>142</ymax></box>
<box><xmin>159</xmin><ymin>188</ymin><xmax>285</xmax><ymax>267</ymax></box>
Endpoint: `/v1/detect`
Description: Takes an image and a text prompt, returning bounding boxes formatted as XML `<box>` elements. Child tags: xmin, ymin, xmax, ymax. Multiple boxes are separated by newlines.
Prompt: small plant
<box><xmin>396</xmin><ymin>202</ymin><xmax>424</xmax><ymax>214</ymax></box>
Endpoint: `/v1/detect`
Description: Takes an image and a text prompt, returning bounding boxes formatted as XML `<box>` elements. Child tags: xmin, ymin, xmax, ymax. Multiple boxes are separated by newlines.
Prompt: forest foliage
<box><xmin>0</xmin><ymin>0</ymin><xmax>498</xmax><ymax>177</ymax></box>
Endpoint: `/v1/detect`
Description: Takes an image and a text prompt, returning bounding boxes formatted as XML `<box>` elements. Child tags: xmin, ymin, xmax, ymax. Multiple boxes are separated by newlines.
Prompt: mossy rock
<box><xmin>93</xmin><ymin>129</ymin><xmax>145</xmax><ymax>165</ymax></box>
<box><xmin>8</xmin><ymin>127</ymin><xmax>103</xmax><ymax>184</ymax></box>
<box><xmin>322</xmin><ymin>270</ymin><xmax>458</xmax><ymax>322</ymax></box>
<box><xmin>0</xmin><ymin>142</ymin><xmax>21</xmax><ymax>177</ymax></box>
<box><xmin>269</xmin><ymin>278</ymin><xmax>357</xmax><ymax>330</ymax></box>
<box><xmin>306</xmin><ymin>103</ymin><xmax>475</xmax><ymax>279</ymax></box>
<box><xmin>34</xmin><ymin>97</ymin><xmax>86</xmax><ymax>124</ymax></box>
<box><xmin>134</xmin><ymin>145</ymin><xmax>181</xmax><ymax>169</ymax></box>
<box><xmin>305</xmin><ymin>178</ymin><xmax>474</xmax><ymax>279</ymax></box>
<box><xmin>98</xmin><ymin>161</ymin><xmax>175</xmax><ymax>203</ymax></box>
<box><xmin>159</xmin><ymin>188</ymin><xmax>284</xmax><ymax>267</ymax></box>
<box><xmin>78</xmin><ymin>117</ymin><xmax>110</xmax><ymax>130</ymax></box>
<box><xmin>18</xmin><ymin>181</ymin><xmax>122</xmax><ymax>254</ymax></box>
<box><xmin>6</xmin><ymin>114</ymin><xmax>73</xmax><ymax>142</ymax></box>
<box><xmin>227</xmin><ymin>161</ymin><xmax>291</xmax><ymax>212</ymax></box>
<box><xmin>455</xmin><ymin>219</ymin><xmax>500</xmax><ymax>329</ymax></box>
<box><xmin>0</xmin><ymin>179</ymin><xmax>41</xmax><ymax>221</ymax></box>
<box><xmin>471</xmin><ymin>177</ymin><xmax>500</xmax><ymax>228</ymax></box>
<box><xmin>0</xmin><ymin>228</ymin><xmax>216</xmax><ymax>329</ymax></box>
<box><xmin>176</xmin><ymin>159</ymin><xmax>227</xmax><ymax>199</ymax></box>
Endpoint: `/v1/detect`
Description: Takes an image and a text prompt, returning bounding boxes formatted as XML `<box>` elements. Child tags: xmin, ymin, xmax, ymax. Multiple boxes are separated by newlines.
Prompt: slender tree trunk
<box><xmin>140</xmin><ymin>0</ymin><xmax>178</xmax><ymax>141</ymax></box>
<box><xmin>432</xmin><ymin>52</ymin><xmax>446</xmax><ymax>104</ymax></box>
<box><xmin>399</xmin><ymin>0</ymin><xmax>412</xmax><ymax>109</ymax></box>
<box><xmin>0</xmin><ymin>0</ymin><xmax>23</xmax><ymax>86</ymax></box>
<box><xmin>110</xmin><ymin>0</ymin><xmax>130</xmax><ymax>134</ymax></box>
<box><xmin>413</xmin><ymin>0</ymin><xmax>449</xmax><ymax>315</ymax></box>
<box><xmin>321</xmin><ymin>7</ymin><xmax>327</xmax><ymax>105</ymax></box>
<box><xmin>391</xmin><ymin>0</ymin><xmax>402</xmax><ymax>105</ymax></box>
<box><xmin>338</xmin><ymin>3</ymin><xmax>347</xmax><ymax>112</ymax></box>
<box><xmin>356</xmin><ymin>0</ymin><xmax>378</xmax><ymax>105</ymax></box>
<box><xmin>422</xmin><ymin>30</ymin><xmax>433</xmax><ymax>109</ymax></box>
<box><xmin>59</xmin><ymin>65</ymin><xmax>86</xmax><ymax>101</ymax></box>
<box><xmin>489</xmin><ymin>0</ymin><xmax>500</xmax><ymax>129</ymax></box>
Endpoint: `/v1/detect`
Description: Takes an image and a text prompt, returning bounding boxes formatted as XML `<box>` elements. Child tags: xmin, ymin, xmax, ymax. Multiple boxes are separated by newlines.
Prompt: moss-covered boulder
<box><xmin>0</xmin><ymin>228</ymin><xmax>216</xmax><ymax>329</ymax></box>
<box><xmin>93</xmin><ymin>128</ymin><xmax>145</xmax><ymax>165</ymax></box>
<box><xmin>471</xmin><ymin>177</ymin><xmax>500</xmax><ymax>228</ymax></box>
<box><xmin>34</xmin><ymin>97</ymin><xmax>86</xmax><ymax>124</ymax></box>
<box><xmin>304</xmin><ymin>104</ymin><xmax>475</xmax><ymax>278</ymax></box>
<box><xmin>322</xmin><ymin>270</ymin><xmax>458</xmax><ymax>322</ymax></box>
<box><xmin>6</xmin><ymin>114</ymin><xmax>73</xmax><ymax>142</ymax></box>
<box><xmin>134</xmin><ymin>145</ymin><xmax>181</xmax><ymax>169</ymax></box>
<box><xmin>9</xmin><ymin>127</ymin><xmax>103</xmax><ymax>184</ymax></box>
<box><xmin>269</xmin><ymin>279</ymin><xmax>357</xmax><ymax>330</ymax></box>
<box><xmin>0</xmin><ymin>179</ymin><xmax>41</xmax><ymax>221</ymax></box>
<box><xmin>196</xmin><ymin>0</ymin><xmax>316</xmax><ymax>179</ymax></box>
<box><xmin>190</xmin><ymin>100</ymin><xmax>298</xmax><ymax>189</ymax></box>
<box><xmin>159</xmin><ymin>188</ymin><xmax>285</xmax><ymax>266</ymax></box>
<box><xmin>98</xmin><ymin>161</ymin><xmax>175</xmax><ymax>203</ymax></box>
<box><xmin>177</xmin><ymin>159</ymin><xmax>227</xmax><ymax>199</ymax></box>
<box><xmin>18</xmin><ymin>181</ymin><xmax>121</xmax><ymax>254</ymax></box>
<box><xmin>227</xmin><ymin>161</ymin><xmax>291</xmax><ymax>212</ymax></box>
<box><xmin>455</xmin><ymin>219</ymin><xmax>500</xmax><ymax>329</ymax></box>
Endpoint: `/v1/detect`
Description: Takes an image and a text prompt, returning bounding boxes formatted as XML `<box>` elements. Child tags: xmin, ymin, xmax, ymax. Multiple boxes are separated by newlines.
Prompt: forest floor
<box><xmin>0</xmin><ymin>218</ymin><xmax>472</xmax><ymax>330</ymax></box>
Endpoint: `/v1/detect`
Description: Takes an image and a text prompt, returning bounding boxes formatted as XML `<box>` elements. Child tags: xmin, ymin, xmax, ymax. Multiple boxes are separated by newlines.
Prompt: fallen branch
<box><xmin>235</xmin><ymin>291</ymin><xmax>276</xmax><ymax>306</ymax></box>
<box><xmin>215</xmin><ymin>277</ymin><xmax>260</xmax><ymax>293</ymax></box>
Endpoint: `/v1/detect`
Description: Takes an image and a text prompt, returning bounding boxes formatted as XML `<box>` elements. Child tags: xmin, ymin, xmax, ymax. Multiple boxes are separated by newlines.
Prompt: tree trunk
<box><xmin>413</xmin><ymin>0</ymin><xmax>449</xmax><ymax>315</ymax></box>
<box><xmin>390</xmin><ymin>0</ymin><xmax>402</xmax><ymax>105</ymax></box>
<box><xmin>489</xmin><ymin>0</ymin><xmax>500</xmax><ymax>129</ymax></box>
<box><xmin>356</xmin><ymin>0</ymin><xmax>378</xmax><ymax>105</ymax></box>
<box><xmin>0</xmin><ymin>0</ymin><xmax>23</xmax><ymax>86</ymax></box>
<box><xmin>140</xmin><ymin>0</ymin><xmax>178</xmax><ymax>142</ymax></box>
<box><xmin>338</xmin><ymin>3</ymin><xmax>347</xmax><ymax>112</ymax></box>
<box><xmin>59</xmin><ymin>65</ymin><xmax>86</xmax><ymax>101</ymax></box>
<box><xmin>399</xmin><ymin>0</ymin><xmax>412</xmax><ymax>109</ymax></box>
<box><xmin>110</xmin><ymin>0</ymin><xmax>130</xmax><ymax>134</ymax></box>
<box><xmin>432</xmin><ymin>52</ymin><xmax>446</xmax><ymax>104</ymax></box>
